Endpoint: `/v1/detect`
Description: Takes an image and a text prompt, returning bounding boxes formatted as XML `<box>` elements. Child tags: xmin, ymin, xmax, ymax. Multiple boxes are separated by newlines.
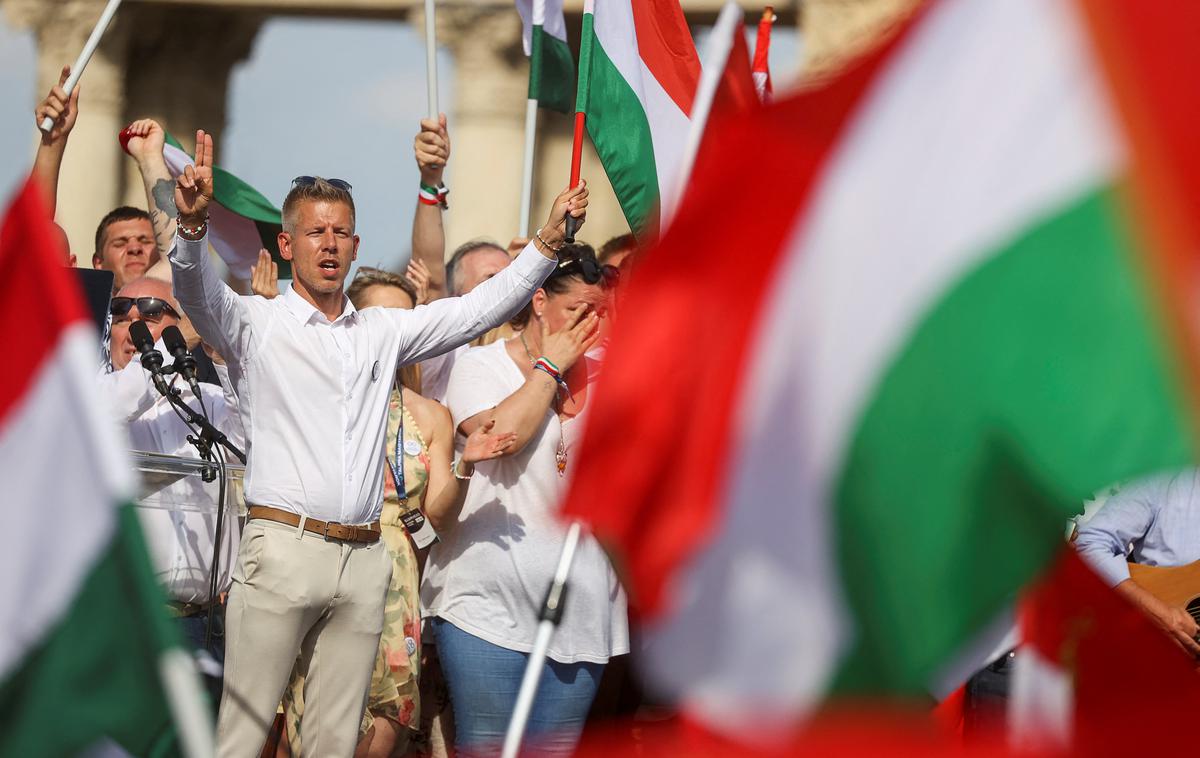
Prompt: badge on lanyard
<box><xmin>404</xmin><ymin>439</ymin><xmax>422</xmax><ymax>457</ymax></box>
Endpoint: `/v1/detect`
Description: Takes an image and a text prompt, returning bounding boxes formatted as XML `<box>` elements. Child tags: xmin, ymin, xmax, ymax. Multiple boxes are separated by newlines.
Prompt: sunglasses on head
<box><xmin>110</xmin><ymin>296</ymin><xmax>181</xmax><ymax>322</ymax></box>
<box><xmin>556</xmin><ymin>255</ymin><xmax>620</xmax><ymax>288</ymax></box>
<box><xmin>291</xmin><ymin>175</ymin><xmax>353</xmax><ymax>194</ymax></box>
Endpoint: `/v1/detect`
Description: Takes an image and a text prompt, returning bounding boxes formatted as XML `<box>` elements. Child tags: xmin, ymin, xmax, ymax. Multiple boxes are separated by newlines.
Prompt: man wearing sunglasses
<box><xmin>167</xmin><ymin>130</ymin><xmax>588</xmax><ymax>756</ymax></box>
<box><xmin>98</xmin><ymin>276</ymin><xmax>244</xmax><ymax>695</ymax></box>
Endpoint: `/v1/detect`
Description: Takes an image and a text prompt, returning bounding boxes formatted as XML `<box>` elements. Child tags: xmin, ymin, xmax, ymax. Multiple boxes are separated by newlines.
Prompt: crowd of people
<box><xmin>34</xmin><ymin>66</ymin><xmax>637</xmax><ymax>758</ymax></box>
<box><xmin>30</xmin><ymin>55</ymin><xmax>1200</xmax><ymax>756</ymax></box>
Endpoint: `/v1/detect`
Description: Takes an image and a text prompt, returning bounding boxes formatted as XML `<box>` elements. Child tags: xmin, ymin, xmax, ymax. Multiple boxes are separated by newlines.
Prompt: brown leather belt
<box><xmin>248</xmin><ymin>505</ymin><xmax>381</xmax><ymax>544</ymax></box>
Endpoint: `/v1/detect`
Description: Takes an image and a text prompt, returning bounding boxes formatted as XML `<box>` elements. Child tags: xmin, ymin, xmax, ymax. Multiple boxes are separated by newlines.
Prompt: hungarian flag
<box><xmin>517</xmin><ymin>0</ymin><xmax>574</xmax><ymax>114</ymax></box>
<box><xmin>0</xmin><ymin>180</ymin><xmax>211</xmax><ymax>755</ymax></box>
<box><xmin>752</xmin><ymin>7</ymin><xmax>775</xmax><ymax>102</ymax></box>
<box><xmin>121</xmin><ymin>130</ymin><xmax>285</xmax><ymax>279</ymax></box>
<box><xmin>577</xmin><ymin>0</ymin><xmax>700</xmax><ymax>239</ymax></box>
<box><xmin>563</xmin><ymin>0</ymin><xmax>1200</xmax><ymax>738</ymax></box>
<box><xmin>1012</xmin><ymin>550</ymin><xmax>1200</xmax><ymax>753</ymax></box>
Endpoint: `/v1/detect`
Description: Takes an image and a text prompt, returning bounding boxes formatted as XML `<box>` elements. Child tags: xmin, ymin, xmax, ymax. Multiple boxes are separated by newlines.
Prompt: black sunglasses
<box><xmin>291</xmin><ymin>175</ymin><xmax>353</xmax><ymax>194</ymax></box>
<box><xmin>110</xmin><ymin>296</ymin><xmax>181</xmax><ymax>322</ymax></box>
<box><xmin>556</xmin><ymin>255</ymin><xmax>620</xmax><ymax>288</ymax></box>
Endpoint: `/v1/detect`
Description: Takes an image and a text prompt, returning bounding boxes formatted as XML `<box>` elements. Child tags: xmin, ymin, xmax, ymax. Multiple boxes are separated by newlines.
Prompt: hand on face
<box><xmin>36</xmin><ymin>67</ymin><xmax>79</xmax><ymax>147</ymax></box>
<box><xmin>538</xmin><ymin>302</ymin><xmax>601</xmax><ymax>374</ymax></box>
<box><xmin>279</xmin><ymin>200</ymin><xmax>359</xmax><ymax>300</ymax></box>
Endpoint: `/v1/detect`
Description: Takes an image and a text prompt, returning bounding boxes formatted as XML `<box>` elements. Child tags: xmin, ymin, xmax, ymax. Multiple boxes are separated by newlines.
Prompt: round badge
<box><xmin>405</xmin><ymin>636</ymin><xmax>418</xmax><ymax>656</ymax></box>
<box><xmin>404</xmin><ymin>439</ymin><xmax>422</xmax><ymax>456</ymax></box>
<box><xmin>371</xmin><ymin>360</ymin><xmax>381</xmax><ymax>381</ymax></box>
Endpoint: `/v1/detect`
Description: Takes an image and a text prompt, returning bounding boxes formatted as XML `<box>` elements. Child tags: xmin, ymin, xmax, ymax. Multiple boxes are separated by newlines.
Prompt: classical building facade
<box><xmin>4</xmin><ymin>0</ymin><xmax>916</xmax><ymax>262</ymax></box>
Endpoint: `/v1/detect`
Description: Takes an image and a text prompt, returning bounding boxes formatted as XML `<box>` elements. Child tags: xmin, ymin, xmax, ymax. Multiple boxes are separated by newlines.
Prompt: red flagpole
<box><xmin>565</xmin><ymin>0</ymin><xmax>595</xmax><ymax>243</ymax></box>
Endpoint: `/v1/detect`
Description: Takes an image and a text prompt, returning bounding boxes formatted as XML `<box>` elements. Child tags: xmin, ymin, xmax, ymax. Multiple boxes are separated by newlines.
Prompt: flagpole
<box><xmin>159</xmin><ymin>648</ymin><xmax>216</xmax><ymax>758</ymax></box>
<box><xmin>663</xmin><ymin>1</ymin><xmax>742</xmax><ymax>229</ymax></box>
<box><xmin>424</xmin><ymin>0</ymin><xmax>439</xmax><ymax>119</ymax></box>
<box><xmin>563</xmin><ymin>0</ymin><xmax>595</xmax><ymax>244</ymax></box>
<box><xmin>39</xmin><ymin>0</ymin><xmax>123</xmax><ymax>133</ymax></box>
<box><xmin>500</xmin><ymin>521</ymin><xmax>584</xmax><ymax>758</ymax></box>
<box><xmin>519</xmin><ymin>99</ymin><xmax>538</xmax><ymax>238</ymax></box>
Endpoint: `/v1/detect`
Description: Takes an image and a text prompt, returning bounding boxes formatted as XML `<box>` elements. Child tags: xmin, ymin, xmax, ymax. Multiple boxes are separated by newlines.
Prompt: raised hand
<box><xmin>175</xmin><ymin>130</ymin><xmax>214</xmax><ymax>224</ymax></box>
<box><xmin>539</xmin><ymin>303</ymin><xmax>600</xmax><ymax>375</ymax></box>
<box><xmin>123</xmin><ymin>118</ymin><xmax>166</xmax><ymax>165</ymax></box>
<box><xmin>405</xmin><ymin>259</ymin><xmax>432</xmax><ymax>305</ymax></box>
<box><xmin>35</xmin><ymin>67</ymin><xmax>79</xmax><ymax>147</ymax></box>
<box><xmin>414</xmin><ymin>114</ymin><xmax>450</xmax><ymax>186</ymax></box>
<box><xmin>461</xmin><ymin>419</ymin><xmax>518</xmax><ymax>465</ymax></box>
<box><xmin>251</xmin><ymin>249</ymin><xmax>279</xmax><ymax>299</ymax></box>
<box><xmin>538</xmin><ymin>181</ymin><xmax>589</xmax><ymax>254</ymax></box>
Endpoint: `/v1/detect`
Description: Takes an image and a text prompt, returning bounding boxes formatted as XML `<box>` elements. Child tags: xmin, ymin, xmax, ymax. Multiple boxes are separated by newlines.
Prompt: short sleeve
<box><xmin>445</xmin><ymin>347</ymin><xmax>514</xmax><ymax>429</ymax></box>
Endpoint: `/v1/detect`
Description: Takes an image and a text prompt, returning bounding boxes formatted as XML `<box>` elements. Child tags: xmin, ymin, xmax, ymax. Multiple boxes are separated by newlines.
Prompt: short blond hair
<box><xmin>346</xmin><ymin>267</ymin><xmax>418</xmax><ymax>309</ymax></box>
<box><xmin>282</xmin><ymin>177</ymin><xmax>356</xmax><ymax>233</ymax></box>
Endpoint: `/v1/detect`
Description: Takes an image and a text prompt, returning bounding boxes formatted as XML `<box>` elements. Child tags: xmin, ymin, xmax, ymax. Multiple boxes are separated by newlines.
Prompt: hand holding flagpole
<box><xmin>38</xmin><ymin>0</ymin><xmax>123</xmax><ymax>134</ymax></box>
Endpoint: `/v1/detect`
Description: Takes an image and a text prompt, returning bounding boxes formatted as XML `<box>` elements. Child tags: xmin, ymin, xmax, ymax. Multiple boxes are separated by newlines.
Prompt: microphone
<box><xmin>162</xmin><ymin>325</ymin><xmax>202</xmax><ymax>397</ymax></box>
<box><xmin>129</xmin><ymin>320</ymin><xmax>171</xmax><ymax>396</ymax></box>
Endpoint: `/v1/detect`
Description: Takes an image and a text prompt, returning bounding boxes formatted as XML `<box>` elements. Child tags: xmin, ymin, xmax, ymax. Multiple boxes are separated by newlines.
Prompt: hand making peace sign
<box><xmin>175</xmin><ymin>129</ymin><xmax>215</xmax><ymax>225</ymax></box>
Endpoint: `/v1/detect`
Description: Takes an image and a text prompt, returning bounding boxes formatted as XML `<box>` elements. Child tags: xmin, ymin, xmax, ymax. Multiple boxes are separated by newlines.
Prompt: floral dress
<box><xmin>282</xmin><ymin>387</ymin><xmax>430</xmax><ymax>753</ymax></box>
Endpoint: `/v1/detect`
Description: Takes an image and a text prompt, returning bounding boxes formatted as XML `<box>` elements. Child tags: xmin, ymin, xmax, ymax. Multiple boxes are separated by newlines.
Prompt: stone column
<box><xmin>432</xmin><ymin>4</ymin><xmax>531</xmax><ymax>250</ymax></box>
<box><xmin>118</xmin><ymin>5</ymin><xmax>263</xmax><ymax>209</ymax></box>
<box><xmin>5</xmin><ymin>0</ymin><xmax>132</xmax><ymax>262</ymax></box>
<box><xmin>800</xmin><ymin>0</ymin><xmax>920</xmax><ymax>78</ymax></box>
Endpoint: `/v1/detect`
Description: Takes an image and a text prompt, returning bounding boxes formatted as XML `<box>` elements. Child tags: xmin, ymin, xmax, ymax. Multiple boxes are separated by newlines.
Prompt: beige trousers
<box><xmin>216</xmin><ymin>518</ymin><xmax>392</xmax><ymax>757</ymax></box>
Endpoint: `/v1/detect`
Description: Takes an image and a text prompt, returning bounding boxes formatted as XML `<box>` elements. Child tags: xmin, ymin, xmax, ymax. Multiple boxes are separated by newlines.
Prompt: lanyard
<box><xmin>385</xmin><ymin>380</ymin><xmax>407</xmax><ymax>501</ymax></box>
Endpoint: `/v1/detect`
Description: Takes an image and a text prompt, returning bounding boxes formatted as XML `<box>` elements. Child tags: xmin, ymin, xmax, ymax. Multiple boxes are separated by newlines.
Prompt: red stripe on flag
<box><xmin>753</xmin><ymin>8</ymin><xmax>775</xmax><ymax>101</ymax></box>
<box><xmin>1078</xmin><ymin>0</ymin><xmax>1200</xmax><ymax>445</ymax></box>
<box><xmin>631</xmin><ymin>0</ymin><xmax>702</xmax><ymax>116</ymax></box>
<box><xmin>561</xmin><ymin>11</ymin><xmax>926</xmax><ymax>617</ymax></box>
<box><xmin>0</xmin><ymin>180</ymin><xmax>89</xmax><ymax>428</ymax></box>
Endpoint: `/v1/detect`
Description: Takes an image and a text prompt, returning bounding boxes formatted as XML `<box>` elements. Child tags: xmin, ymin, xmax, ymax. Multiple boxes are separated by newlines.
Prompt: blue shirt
<box><xmin>1074</xmin><ymin>468</ymin><xmax>1200</xmax><ymax>587</ymax></box>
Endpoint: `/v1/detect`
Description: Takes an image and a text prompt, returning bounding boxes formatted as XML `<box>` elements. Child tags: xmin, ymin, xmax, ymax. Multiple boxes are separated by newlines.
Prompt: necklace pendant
<box><xmin>556</xmin><ymin>454</ymin><xmax>567</xmax><ymax>476</ymax></box>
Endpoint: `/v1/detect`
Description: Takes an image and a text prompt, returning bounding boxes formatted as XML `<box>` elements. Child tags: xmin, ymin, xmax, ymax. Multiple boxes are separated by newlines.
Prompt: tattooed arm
<box><xmin>124</xmin><ymin>119</ymin><xmax>178</xmax><ymax>282</ymax></box>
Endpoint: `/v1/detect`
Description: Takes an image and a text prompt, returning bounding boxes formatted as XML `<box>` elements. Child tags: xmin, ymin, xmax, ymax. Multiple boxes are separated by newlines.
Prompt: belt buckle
<box><xmin>320</xmin><ymin>520</ymin><xmax>334</xmax><ymax>541</ymax></box>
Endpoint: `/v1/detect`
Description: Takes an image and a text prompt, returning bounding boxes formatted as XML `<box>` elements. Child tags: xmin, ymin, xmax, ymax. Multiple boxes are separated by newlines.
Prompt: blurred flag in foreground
<box><xmin>565</xmin><ymin>0</ymin><xmax>1200</xmax><ymax>743</ymax></box>
<box><xmin>0</xmin><ymin>180</ymin><xmax>210</xmax><ymax>756</ymax></box>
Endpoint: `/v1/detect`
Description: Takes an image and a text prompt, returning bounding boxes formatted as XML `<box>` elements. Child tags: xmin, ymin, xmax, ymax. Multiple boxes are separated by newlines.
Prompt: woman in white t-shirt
<box><xmin>421</xmin><ymin>244</ymin><xmax>628</xmax><ymax>757</ymax></box>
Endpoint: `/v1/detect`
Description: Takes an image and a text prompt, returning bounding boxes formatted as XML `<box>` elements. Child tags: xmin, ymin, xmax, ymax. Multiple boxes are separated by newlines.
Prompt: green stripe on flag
<box><xmin>530</xmin><ymin>24</ymin><xmax>575</xmax><ymax>113</ymax></box>
<box><xmin>0</xmin><ymin>506</ymin><xmax>197</xmax><ymax>757</ymax></box>
<box><xmin>829</xmin><ymin>186</ymin><xmax>1195</xmax><ymax>695</ymax></box>
<box><xmin>583</xmin><ymin>26</ymin><xmax>661</xmax><ymax>237</ymax></box>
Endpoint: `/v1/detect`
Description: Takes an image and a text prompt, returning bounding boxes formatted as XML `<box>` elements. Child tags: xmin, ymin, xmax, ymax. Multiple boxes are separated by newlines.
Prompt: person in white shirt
<box><xmin>168</xmin><ymin>130</ymin><xmax>588</xmax><ymax>757</ymax></box>
<box><xmin>99</xmin><ymin>276</ymin><xmax>244</xmax><ymax>668</ymax></box>
<box><xmin>422</xmin><ymin>243</ymin><xmax>626</xmax><ymax>757</ymax></box>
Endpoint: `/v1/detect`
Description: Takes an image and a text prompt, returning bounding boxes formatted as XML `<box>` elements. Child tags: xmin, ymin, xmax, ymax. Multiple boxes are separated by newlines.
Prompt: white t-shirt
<box><xmin>418</xmin><ymin>344</ymin><xmax>466</xmax><ymax>405</ymax></box>
<box><xmin>421</xmin><ymin>340</ymin><xmax>629</xmax><ymax>664</ymax></box>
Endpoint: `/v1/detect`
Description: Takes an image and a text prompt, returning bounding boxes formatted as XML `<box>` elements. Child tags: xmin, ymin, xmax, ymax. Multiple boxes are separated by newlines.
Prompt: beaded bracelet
<box><xmin>534</xmin><ymin>227</ymin><xmax>563</xmax><ymax>254</ymax></box>
<box><xmin>177</xmin><ymin>216</ymin><xmax>209</xmax><ymax>241</ymax></box>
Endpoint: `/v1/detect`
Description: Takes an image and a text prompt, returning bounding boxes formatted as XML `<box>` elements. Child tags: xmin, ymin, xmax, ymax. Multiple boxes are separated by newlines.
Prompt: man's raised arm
<box><xmin>391</xmin><ymin>181</ymin><xmax>588</xmax><ymax>364</ymax></box>
<box><xmin>122</xmin><ymin>118</ymin><xmax>179</xmax><ymax>281</ymax></box>
<box><xmin>167</xmin><ymin>130</ymin><xmax>250</xmax><ymax>362</ymax></box>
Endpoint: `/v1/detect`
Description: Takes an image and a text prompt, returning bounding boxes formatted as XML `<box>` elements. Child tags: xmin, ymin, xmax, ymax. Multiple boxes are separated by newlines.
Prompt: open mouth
<box><xmin>318</xmin><ymin>260</ymin><xmax>340</xmax><ymax>277</ymax></box>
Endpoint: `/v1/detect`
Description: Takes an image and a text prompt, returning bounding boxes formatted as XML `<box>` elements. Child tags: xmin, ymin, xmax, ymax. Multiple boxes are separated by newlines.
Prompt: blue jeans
<box><xmin>433</xmin><ymin>617</ymin><xmax>604</xmax><ymax>757</ymax></box>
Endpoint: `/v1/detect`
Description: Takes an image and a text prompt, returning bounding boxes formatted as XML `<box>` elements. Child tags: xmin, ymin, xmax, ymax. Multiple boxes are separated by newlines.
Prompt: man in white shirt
<box><xmin>169</xmin><ymin>130</ymin><xmax>588</xmax><ymax>756</ymax></box>
<box><xmin>99</xmin><ymin>277</ymin><xmax>244</xmax><ymax>669</ymax></box>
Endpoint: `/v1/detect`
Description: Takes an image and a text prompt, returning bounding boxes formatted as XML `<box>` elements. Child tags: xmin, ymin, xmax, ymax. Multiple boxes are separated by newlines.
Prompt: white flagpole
<box><xmin>158</xmin><ymin>649</ymin><xmax>216</xmax><ymax>758</ymax></box>
<box><xmin>662</xmin><ymin>1</ymin><xmax>742</xmax><ymax>230</ymax></box>
<box><xmin>518</xmin><ymin>99</ymin><xmax>538</xmax><ymax>238</ymax></box>
<box><xmin>500</xmin><ymin>521</ymin><xmax>584</xmax><ymax>758</ymax></box>
<box><xmin>39</xmin><ymin>0</ymin><xmax>123</xmax><ymax>133</ymax></box>
<box><xmin>424</xmin><ymin>0</ymin><xmax>439</xmax><ymax>119</ymax></box>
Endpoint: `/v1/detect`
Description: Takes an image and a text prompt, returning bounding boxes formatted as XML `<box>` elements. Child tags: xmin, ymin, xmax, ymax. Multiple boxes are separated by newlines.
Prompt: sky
<box><xmin>0</xmin><ymin>10</ymin><xmax>799</xmax><ymax>277</ymax></box>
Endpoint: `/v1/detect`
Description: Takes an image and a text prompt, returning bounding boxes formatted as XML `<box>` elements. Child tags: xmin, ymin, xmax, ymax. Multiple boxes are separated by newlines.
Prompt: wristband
<box><xmin>420</xmin><ymin>182</ymin><xmax>449</xmax><ymax>209</ymax></box>
<box><xmin>452</xmin><ymin>457</ymin><xmax>473</xmax><ymax>481</ymax></box>
<box><xmin>177</xmin><ymin>216</ymin><xmax>208</xmax><ymax>241</ymax></box>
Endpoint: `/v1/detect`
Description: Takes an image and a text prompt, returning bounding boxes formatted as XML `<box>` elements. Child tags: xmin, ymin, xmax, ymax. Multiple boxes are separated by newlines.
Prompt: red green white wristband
<box><xmin>419</xmin><ymin>182</ymin><xmax>449</xmax><ymax>209</ymax></box>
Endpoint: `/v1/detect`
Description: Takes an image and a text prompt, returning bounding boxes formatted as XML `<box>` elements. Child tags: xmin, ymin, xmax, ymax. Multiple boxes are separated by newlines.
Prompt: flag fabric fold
<box><xmin>576</xmin><ymin>0</ymin><xmax>701</xmax><ymax>239</ymax></box>
<box><xmin>563</xmin><ymin>0</ymin><xmax>1200</xmax><ymax>739</ymax></box>
<box><xmin>753</xmin><ymin>8</ymin><xmax>775</xmax><ymax>102</ymax></box>
<box><xmin>517</xmin><ymin>0</ymin><xmax>575</xmax><ymax>113</ymax></box>
<box><xmin>0</xmin><ymin>179</ymin><xmax>208</xmax><ymax>756</ymax></box>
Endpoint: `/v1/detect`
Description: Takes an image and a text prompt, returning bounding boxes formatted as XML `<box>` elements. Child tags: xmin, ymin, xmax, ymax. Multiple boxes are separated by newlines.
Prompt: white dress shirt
<box><xmin>169</xmin><ymin>232</ymin><xmax>555</xmax><ymax>524</ymax></box>
<box><xmin>99</xmin><ymin>356</ymin><xmax>244</xmax><ymax>603</ymax></box>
